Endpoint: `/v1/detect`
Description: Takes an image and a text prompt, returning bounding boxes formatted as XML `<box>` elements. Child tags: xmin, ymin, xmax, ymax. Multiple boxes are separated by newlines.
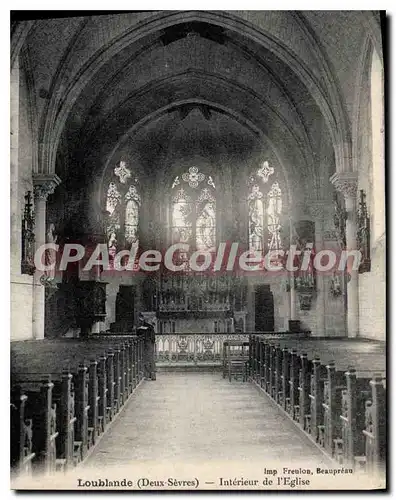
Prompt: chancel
<box><xmin>10</xmin><ymin>11</ymin><xmax>386</xmax><ymax>490</ymax></box>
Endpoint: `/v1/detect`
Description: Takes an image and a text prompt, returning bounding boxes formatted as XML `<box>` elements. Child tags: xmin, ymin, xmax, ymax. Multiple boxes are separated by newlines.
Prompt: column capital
<box><xmin>33</xmin><ymin>173</ymin><xmax>61</xmax><ymax>201</ymax></box>
<box><xmin>330</xmin><ymin>172</ymin><xmax>358</xmax><ymax>199</ymax></box>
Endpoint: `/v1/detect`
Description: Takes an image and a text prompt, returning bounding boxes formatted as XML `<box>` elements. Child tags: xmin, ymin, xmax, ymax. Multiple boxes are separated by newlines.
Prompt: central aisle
<box><xmin>83</xmin><ymin>372</ymin><xmax>332</xmax><ymax>468</ymax></box>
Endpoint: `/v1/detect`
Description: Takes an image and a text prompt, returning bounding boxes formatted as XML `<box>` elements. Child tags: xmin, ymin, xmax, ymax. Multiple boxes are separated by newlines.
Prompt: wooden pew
<box><xmin>12</xmin><ymin>341</ymin><xmax>119</xmax><ymax>462</ymax></box>
<box><xmin>13</xmin><ymin>336</ymin><xmax>141</xmax><ymax>430</ymax></box>
<box><xmin>91</xmin><ymin>334</ymin><xmax>144</xmax><ymax>388</ymax></box>
<box><xmin>61</xmin><ymin>335</ymin><xmax>144</xmax><ymax>419</ymax></box>
<box><xmin>336</xmin><ymin>369</ymin><xmax>372</xmax><ymax>466</ymax></box>
<box><xmin>287</xmin><ymin>349</ymin><xmax>301</xmax><ymax>421</ymax></box>
<box><xmin>280</xmin><ymin>346</ymin><xmax>290</xmax><ymax>410</ymax></box>
<box><xmin>74</xmin><ymin>340</ymin><xmax>128</xmax><ymax>417</ymax></box>
<box><xmin>298</xmin><ymin>353</ymin><xmax>312</xmax><ymax>431</ymax></box>
<box><xmin>248</xmin><ymin>335</ymin><xmax>257</xmax><ymax>382</ymax></box>
<box><xmin>131</xmin><ymin>336</ymin><xmax>142</xmax><ymax>387</ymax></box>
<box><xmin>11</xmin><ymin>389</ymin><xmax>35</xmax><ymax>476</ymax></box>
<box><xmin>13</xmin><ymin>351</ymin><xmax>93</xmax><ymax>458</ymax></box>
<box><xmin>248</xmin><ymin>335</ymin><xmax>386</xmax><ymax>476</ymax></box>
<box><xmin>264</xmin><ymin>343</ymin><xmax>271</xmax><ymax>393</ymax></box>
<box><xmin>73</xmin><ymin>364</ymin><xmax>90</xmax><ymax>460</ymax></box>
<box><xmin>12</xmin><ymin>357</ymin><xmax>89</xmax><ymax>465</ymax></box>
<box><xmin>322</xmin><ymin>361</ymin><xmax>347</xmax><ymax>455</ymax></box>
<box><xmin>259</xmin><ymin>341</ymin><xmax>266</xmax><ymax>390</ymax></box>
<box><xmin>53</xmin><ymin>372</ymin><xmax>76</xmax><ymax>469</ymax></box>
<box><xmin>273</xmin><ymin>345</ymin><xmax>283</xmax><ymax>404</ymax></box>
<box><xmin>253</xmin><ymin>337</ymin><xmax>265</xmax><ymax>390</ymax></box>
<box><xmin>254</xmin><ymin>335</ymin><xmax>260</xmax><ymax>382</ymax></box>
<box><xmin>11</xmin><ymin>335</ymin><xmax>145</xmax><ymax>477</ymax></box>
<box><xmin>107</xmin><ymin>334</ymin><xmax>145</xmax><ymax>386</ymax></box>
<box><xmin>11</xmin><ymin>371</ymin><xmax>75</xmax><ymax>471</ymax></box>
<box><xmin>10</xmin><ymin>379</ymin><xmax>58</xmax><ymax>475</ymax></box>
<box><xmin>247</xmin><ymin>336</ymin><xmax>253</xmax><ymax>379</ymax></box>
<box><xmin>259</xmin><ymin>339</ymin><xmax>265</xmax><ymax>388</ymax></box>
<box><xmin>72</xmin><ymin>334</ymin><xmax>143</xmax><ymax>426</ymax></box>
<box><xmin>249</xmin><ymin>336</ymin><xmax>259</xmax><ymax>383</ymax></box>
<box><xmin>74</xmin><ymin>340</ymin><xmax>126</xmax><ymax>412</ymax></box>
<box><xmin>63</xmin><ymin>336</ymin><xmax>143</xmax><ymax>413</ymax></box>
<box><xmin>308</xmin><ymin>357</ymin><xmax>327</xmax><ymax>443</ymax></box>
<box><xmin>59</xmin><ymin>343</ymin><xmax>121</xmax><ymax>436</ymax></box>
<box><xmin>268</xmin><ymin>344</ymin><xmax>280</xmax><ymax>400</ymax></box>
<box><xmin>96</xmin><ymin>355</ymin><xmax>107</xmax><ymax>432</ymax></box>
<box><xmin>362</xmin><ymin>374</ymin><xmax>386</xmax><ymax>475</ymax></box>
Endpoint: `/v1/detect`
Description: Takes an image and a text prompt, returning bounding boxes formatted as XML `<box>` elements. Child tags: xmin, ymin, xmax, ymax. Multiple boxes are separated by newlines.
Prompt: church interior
<box><xmin>10</xmin><ymin>11</ymin><xmax>386</xmax><ymax>489</ymax></box>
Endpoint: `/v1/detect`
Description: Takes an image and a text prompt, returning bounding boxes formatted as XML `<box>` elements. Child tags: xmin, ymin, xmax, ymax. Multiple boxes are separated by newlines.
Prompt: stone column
<box><xmin>330</xmin><ymin>172</ymin><xmax>359</xmax><ymax>338</ymax></box>
<box><xmin>290</xmin><ymin>275</ymin><xmax>297</xmax><ymax>320</ymax></box>
<box><xmin>286</xmin><ymin>285</ymin><xmax>291</xmax><ymax>329</ymax></box>
<box><xmin>309</xmin><ymin>201</ymin><xmax>325</xmax><ymax>337</ymax></box>
<box><xmin>10</xmin><ymin>58</ymin><xmax>20</xmax><ymax>276</ymax></box>
<box><xmin>32</xmin><ymin>174</ymin><xmax>61</xmax><ymax>339</ymax></box>
<box><xmin>289</xmin><ymin>218</ymin><xmax>297</xmax><ymax>321</ymax></box>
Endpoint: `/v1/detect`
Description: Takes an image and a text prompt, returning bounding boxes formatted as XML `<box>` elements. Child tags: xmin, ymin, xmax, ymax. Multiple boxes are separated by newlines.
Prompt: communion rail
<box><xmin>155</xmin><ymin>332</ymin><xmax>307</xmax><ymax>365</ymax></box>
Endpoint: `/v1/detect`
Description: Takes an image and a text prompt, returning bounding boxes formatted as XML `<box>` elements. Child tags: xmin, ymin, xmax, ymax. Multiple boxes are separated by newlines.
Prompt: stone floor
<box><xmin>83</xmin><ymin>372</ymin><xmax>332</xmax><ymax>468</ymax></box>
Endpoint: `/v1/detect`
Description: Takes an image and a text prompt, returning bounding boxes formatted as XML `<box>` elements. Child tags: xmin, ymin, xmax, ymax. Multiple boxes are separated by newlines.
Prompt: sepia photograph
<box><xmin>9</xmin><ymin>9</ymin><xmax>386</xmax><ymax>491</ymax></box>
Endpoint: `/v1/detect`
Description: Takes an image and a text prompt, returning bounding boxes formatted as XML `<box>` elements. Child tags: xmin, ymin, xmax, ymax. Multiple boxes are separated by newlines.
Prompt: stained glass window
<box><xmin>248</xmin><ymin>162</ymin><xmax>282</xmax><ymax>254</ymax></box>
<box><xmin>171</xmin><ymin>167</ymin><xmax>216</xmax><ymax>252</ymax></box>
<box><xmin>106</xmin><ymin>182</ymin><xmax>122</xmax><ymax>251</ymax></box>
<box><xmin>267</xmin><ymin>182</ymin><xmax>282</xmax><ymax>251</ymax></box>
<box><xmin>105</xmin><ymin>161</ymin><xmax>140</xmax><ymax>250</ymax></box>
<box><xmin>172</xmin><ymin>189</ymin><xmax>193</xmax><ymax>247</ymax></box>
<box><xmin>248</xmin><ymin>185</ymin><xmax>264</xmax><ymax>252</ymax></box>
<box><xmin>106</xmin><ymin>182</ymin><xmax>121</xmax><ymax>214</ymax></box>
<box><xmin>125</xmin><ymin>200</ymin><xmax>139</xmax><ymax>245</ymax></box>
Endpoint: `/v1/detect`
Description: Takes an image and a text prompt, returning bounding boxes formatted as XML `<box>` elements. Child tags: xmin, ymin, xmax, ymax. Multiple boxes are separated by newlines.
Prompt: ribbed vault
<box><xmin>16</xmin><ymin>10</ymin><xmax>353</xmax><ymax>181</ymax></box>
<box><xmin>51</xmin><ymin>15</ymin><xmax>340</xmax><ymax>215</ymax></box>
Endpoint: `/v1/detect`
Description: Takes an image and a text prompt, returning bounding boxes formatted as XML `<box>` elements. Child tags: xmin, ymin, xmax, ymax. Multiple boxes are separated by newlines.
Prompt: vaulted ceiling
<box><xmin>14</xmin><ymin>11</ymin><xmax>382</xmax><ymax>209</ymax></box>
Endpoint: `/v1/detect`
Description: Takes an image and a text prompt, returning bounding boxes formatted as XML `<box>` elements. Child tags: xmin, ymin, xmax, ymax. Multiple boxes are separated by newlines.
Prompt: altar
<box><xmin>143</xmin><ymin>273</ymin><xmax>247</xmax><ymax>334</ymax></box>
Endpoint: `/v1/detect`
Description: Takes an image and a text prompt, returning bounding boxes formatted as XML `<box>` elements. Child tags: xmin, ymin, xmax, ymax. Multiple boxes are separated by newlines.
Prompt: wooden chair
<box><xmin>223</xmin><ymin>341</ymin><xmax>250</xmax><ymax>382</ymax></box>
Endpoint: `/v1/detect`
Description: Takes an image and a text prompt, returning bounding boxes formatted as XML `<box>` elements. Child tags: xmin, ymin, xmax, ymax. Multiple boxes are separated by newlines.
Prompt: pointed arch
<box><xmin>42</xmin><ymin>11</ymin><xmax>351</xmax><ymax>177</ymax></box>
